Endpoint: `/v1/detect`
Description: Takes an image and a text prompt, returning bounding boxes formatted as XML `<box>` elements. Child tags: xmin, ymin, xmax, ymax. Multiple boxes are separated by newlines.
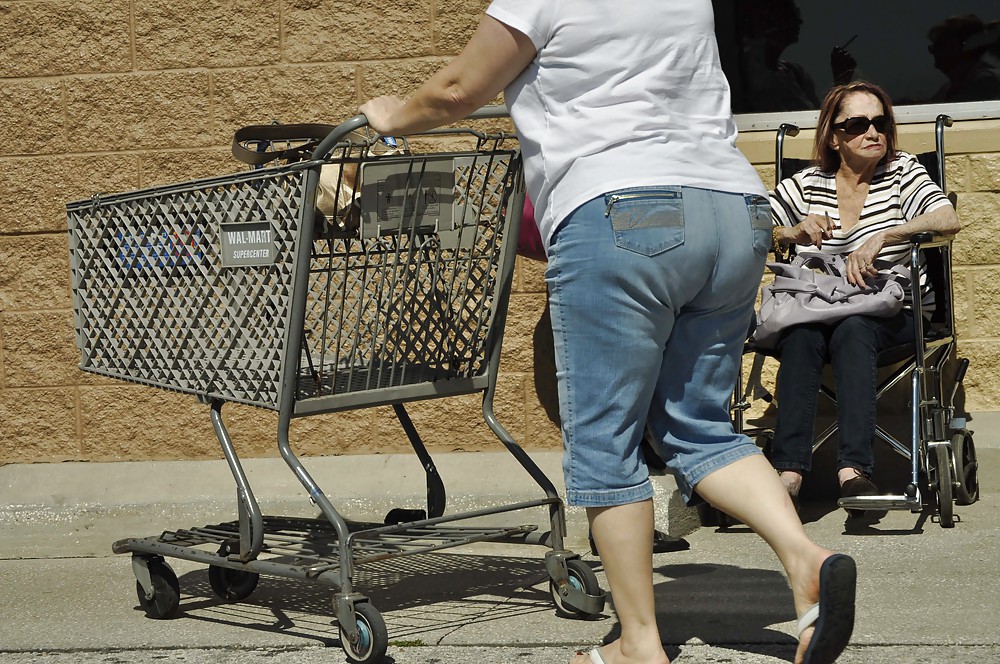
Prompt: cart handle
<box><xmin>310</xmin><ymin>114</ymin><xmax>370</xmax><ymax>161</ymax></box>
<box><xmin>308</xmin><ymin>105</ymin><xmax>512</xmax><ymax>161</ymax></box>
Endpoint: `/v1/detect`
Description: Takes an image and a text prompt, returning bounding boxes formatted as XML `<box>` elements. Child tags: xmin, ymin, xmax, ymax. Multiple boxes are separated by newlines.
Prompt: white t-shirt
<box><xmin>485</xmin><ymin>0</ymin><xmax>766</xmax><ymax>250</ymax></box>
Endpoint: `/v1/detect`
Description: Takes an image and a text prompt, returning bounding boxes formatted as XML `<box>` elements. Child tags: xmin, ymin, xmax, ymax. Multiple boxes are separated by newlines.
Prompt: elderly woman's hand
<box><xmin>786</xmin><ymin>213</ymin><xmax>837</xmax><ymax>249</ymax></box>
<box><xmin>359</xmin><ymin>95</ymin><xmax>406</xmax><ymax>135</ymax></box>
<box><xmin>846</xmin><ymin>233</ymin><xmax>886</xmax><ymax>287</ymax></box>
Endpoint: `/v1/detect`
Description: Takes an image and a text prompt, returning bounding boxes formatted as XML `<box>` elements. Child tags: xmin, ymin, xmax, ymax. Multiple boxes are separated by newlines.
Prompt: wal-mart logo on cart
<box><xmin>220</xmin><ymin>221</ymin><xmax>277</xmax><ymax>267</ymax></box>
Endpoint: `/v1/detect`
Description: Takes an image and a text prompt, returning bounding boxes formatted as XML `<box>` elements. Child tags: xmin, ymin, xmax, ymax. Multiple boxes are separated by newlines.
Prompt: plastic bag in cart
<box><xmin>231</xmin><ymin>122</ymin><xmax>404</xmax><ymax>236</ymax></box>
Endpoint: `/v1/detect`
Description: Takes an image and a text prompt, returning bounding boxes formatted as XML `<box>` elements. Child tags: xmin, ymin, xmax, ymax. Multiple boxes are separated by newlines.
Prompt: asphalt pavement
<box><xmin>2</xmin><ymin>419</ymin><xmax>998</xmax><ymax>664</ymax></box>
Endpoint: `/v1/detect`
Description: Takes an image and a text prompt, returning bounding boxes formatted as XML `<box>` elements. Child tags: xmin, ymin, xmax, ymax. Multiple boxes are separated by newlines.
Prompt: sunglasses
<box><xmin>832</xmin><ymin>115</ymin><xmax>892</xmax><ymax>135</ymax></box>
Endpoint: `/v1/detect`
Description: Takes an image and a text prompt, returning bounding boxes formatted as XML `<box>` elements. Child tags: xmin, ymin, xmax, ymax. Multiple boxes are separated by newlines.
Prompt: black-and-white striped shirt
<box><xmin>769</xmin><ymin>151</ymin><xmax>952</xmax><ymax>308</ymax></box>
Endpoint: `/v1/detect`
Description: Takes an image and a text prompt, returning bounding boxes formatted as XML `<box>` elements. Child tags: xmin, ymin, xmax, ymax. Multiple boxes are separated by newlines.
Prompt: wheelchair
<box><xmin>727</xmin><ymin>114</ymin><xmax>980</xmax><ymax>529</ymax></box>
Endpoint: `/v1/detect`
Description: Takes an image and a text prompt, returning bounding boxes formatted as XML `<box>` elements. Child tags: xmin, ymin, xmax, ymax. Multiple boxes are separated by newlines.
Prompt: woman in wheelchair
<box><xmin>768</xmin><ymin>81</ymin><xmax>961</xmax><ymax>507</ymax></box>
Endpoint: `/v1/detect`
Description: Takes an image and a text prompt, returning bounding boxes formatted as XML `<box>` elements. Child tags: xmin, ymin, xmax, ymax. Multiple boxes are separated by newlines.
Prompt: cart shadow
<box><xmin>167</xmin><ymin>550</ymin><xmax>563</xmax><ymax>648</ymax></box>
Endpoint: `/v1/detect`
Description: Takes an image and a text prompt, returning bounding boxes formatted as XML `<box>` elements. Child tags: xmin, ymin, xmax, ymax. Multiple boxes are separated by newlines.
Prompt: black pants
<box><xmin>769</xmin><ymin>311</ymin><xmax>915</xmax><ymax>476</ymax></box>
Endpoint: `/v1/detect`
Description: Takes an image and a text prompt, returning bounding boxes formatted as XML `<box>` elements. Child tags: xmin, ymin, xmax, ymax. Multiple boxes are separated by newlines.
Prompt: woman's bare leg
<box><xmin>695</xmin><ymin>454</ymin><xmax>836</xmax><ymax>664</ymax></box>
<box><xmin>569</xmin><ymin>499</ymin><xmax>670</xmax><ymax>664</ymax></box>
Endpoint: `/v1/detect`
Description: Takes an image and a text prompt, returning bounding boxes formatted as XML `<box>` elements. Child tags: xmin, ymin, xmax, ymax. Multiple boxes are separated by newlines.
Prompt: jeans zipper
<box><xmin>605</xmin><ymin>190</ymin><xmax>681</xmax><ymax>217</ymax></box>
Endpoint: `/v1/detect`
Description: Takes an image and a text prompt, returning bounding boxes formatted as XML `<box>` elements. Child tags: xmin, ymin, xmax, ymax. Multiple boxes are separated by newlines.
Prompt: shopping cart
<box><xmin>66</xmin><ymin>107</ymin><xmax>605</xmax><ymax>663</ymax></box>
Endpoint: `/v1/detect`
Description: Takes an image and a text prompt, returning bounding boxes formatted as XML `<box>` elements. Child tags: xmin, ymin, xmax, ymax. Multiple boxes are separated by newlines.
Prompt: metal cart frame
<box><xmin>67</xmin><ymin>107</ymin><xmax>605</xmax><ymax>664</ymax></box>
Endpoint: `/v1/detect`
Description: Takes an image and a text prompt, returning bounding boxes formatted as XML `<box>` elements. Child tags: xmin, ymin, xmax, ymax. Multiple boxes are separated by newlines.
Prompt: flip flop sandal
<box><xmin>585</xmin><ymin>647</ymin><xmax>607</xmax><ymax>664</ymax></box>
<box><xmin>797</xmin><ymin>553</ymin><xmax>857</xmax><ymax>664</ymax></box>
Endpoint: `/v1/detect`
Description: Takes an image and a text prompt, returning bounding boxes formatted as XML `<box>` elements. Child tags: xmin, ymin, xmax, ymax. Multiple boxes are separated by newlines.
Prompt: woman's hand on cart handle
<box><xmin>360</xmin><ymin>96</ymin><xmax>405</xmax><ymax>136</ymax></box>
<box><xmin>310</xmin><ymin>114</ymin><xmax>370</xmax><ymax>160</ymax></box>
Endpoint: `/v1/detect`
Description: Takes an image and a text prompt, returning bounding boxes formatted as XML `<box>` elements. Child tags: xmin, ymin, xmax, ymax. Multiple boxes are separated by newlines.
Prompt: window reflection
<box><xmin>716</xmin><ymin>0</ymin><xmax>1000</xmax><ymax>114</ymax></box>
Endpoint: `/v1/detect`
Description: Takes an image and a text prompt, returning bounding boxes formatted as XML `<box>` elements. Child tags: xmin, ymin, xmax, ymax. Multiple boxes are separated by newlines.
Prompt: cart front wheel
<box><xmin>339</xmin><ymin>602</ymin><xmax>388</xmax><ymax>664</ymax></box>
<box><xmin>954</xmin><ymin>431</ymin><xmax>979</xmax><ymax>506</ymax></box>
<box><xmin>208</xmin><ymin>564</ymin><xmax>260</xmax><ymax>601</ymax></box>
<box><xmin>550</xmin><ymin>558</ymin><xmax>601</xmax><ymax>618</ymax></box>
<box><xmin>136</xmin><ymin>559</ymin><xmax>180</xmax><ymax>619</ymax></box>
<box><xmin>934</xmin><ymin>445</ymin><xmax>955</xmax><ymax>528</ymax></box>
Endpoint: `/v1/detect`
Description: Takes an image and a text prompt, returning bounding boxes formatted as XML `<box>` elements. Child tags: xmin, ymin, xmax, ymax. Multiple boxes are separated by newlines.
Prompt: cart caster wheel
<box><xmin>550</xmin><ymin>558</ymin><xmax>602</xmax><ymax>618</ymax></box>
<box><xmin>339</xmin><ymin>602</ymin><xmax>388</xmax><ymax>664</ymax></box>
<box><xmin>208</xmin><ymin>565</ymin><xmax>260</xmax><ymax>601</ymax></box>
<box><xmin>135</xmin><ymin>559</ymin><xmax>180</xmax><ymax>619</ymax></box>
<box><xmin>934</xmin><ymin>445</ymin><xmax>955</xmax><ymax>528</ymax></box>
<box><xmin>954</xmin><ymin>432</ymin><xmax>979</xmax><ymax>506</ymax></box>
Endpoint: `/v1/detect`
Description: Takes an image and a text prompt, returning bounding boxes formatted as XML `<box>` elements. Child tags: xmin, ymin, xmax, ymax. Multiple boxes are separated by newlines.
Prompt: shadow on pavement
<box><xmin>164</xmin><ymin>551</ymin><xmax>563</xmax><ymax>648</ymax></box>
<box><xmin>584</xmin><ymin>562</ymin><xmax>799</xmax><ymax>662</ymax></box>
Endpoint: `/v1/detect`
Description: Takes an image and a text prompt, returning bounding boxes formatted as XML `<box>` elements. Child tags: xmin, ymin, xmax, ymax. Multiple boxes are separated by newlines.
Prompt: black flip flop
<box><xmin>797</xmin><ymin>553</ymin><xmax>857</xmax><ymax>664</ymax></box>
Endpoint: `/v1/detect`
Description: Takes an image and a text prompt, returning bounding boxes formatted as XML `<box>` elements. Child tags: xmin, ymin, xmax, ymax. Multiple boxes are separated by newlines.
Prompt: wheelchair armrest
<box><xmin>908</xmin><ymin>231</ymin><xmax>956</xmax><ymax>249</ymax></box>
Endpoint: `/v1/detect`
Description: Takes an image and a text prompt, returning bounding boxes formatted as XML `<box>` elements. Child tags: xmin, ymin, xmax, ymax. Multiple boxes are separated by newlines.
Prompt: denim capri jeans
<box><xmin>545</xmin><ymin>186</ymin><xmax>770</xmax><ymax>507</ymax></box>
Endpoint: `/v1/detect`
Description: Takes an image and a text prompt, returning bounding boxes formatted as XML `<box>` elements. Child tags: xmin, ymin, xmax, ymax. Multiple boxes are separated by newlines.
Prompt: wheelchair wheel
<box><xmin>933</xmin><ymin>445</ymin><xmax>955</xmax><ymax>528</ymax></box>
<box><xmin>953</xmin><ymin>431</ymin><xmax>980</xmax><ymax>506</ymax></box>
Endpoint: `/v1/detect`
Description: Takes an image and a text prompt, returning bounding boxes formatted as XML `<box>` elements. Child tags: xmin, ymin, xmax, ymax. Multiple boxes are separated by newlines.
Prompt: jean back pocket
<box><xmin>746</xmin><ymin>194</ymin><xmax>772</xmax><ymax>257</ymax></box>
<box><xmin>605</xmin><ymin>187</ymin><xmax>684</xmax><ymax>257</ymax></box>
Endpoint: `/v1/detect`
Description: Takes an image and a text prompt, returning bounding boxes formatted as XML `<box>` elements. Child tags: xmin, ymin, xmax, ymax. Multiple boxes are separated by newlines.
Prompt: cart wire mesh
<box><xmin>67</xmin><ymin>136</ymin><xmax>523</xmax><ymax>412</ymax></box>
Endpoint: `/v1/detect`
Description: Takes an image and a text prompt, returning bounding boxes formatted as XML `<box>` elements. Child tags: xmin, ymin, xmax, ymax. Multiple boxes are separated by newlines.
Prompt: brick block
<box><xmin>944</xmin><ymin>155</ymin><xmax>967</xmax><ymax>193</ymax></box>
<box><xmin>0</xmin><ymin>236</ymin><xmax>72</xmax><ymax>312</ymax></box>
<box><xmin>0</xmin><ymin>388</ymin><xmax>79</xmax><ymax>463</ymax></box>
<box><xmin>358</xmin><ymin>60</ymin><xmax>448</xmax><ymax>104</ymax></box>
<box><xmin>955</xmin><ymin>340</ymin><xmax>1000</xmax><ymax>411</ymax></box>
<box><xmin>517</xmin><ymin>256</ymin><xmax>547</xmax><ymax>294</ymax></box>
<box><xmin>497</xmin><ymin>292</ymin><xmax>547</xmax><ymax>374</ymax></box>
<box><xmin>0</xmin><ymin>154</ymin><xmax>140</xmax><ymax>234</ymax></box>
<box><xmin>526</xmin><ymin>320</ymin><xmax>562</xmax><ymax>449</ymax></box>
<box><xmin>212</xmin><ymin>66</ymin><xmax>358</xmax><ymax>146</ymax></box>
<box><xmin>374</xmin><ymin>372</ymin><xmax>524</xmax><ymax>452</ymax></box>
<box><xmin>135</xmin><ymin>0</ymin><xmax>279</xmax><ymax>70</ymax></box>
<box><xmin>290</xmin><ymin>409</ymin><xmax>377</xmax><ymax>456</ymax></box>
<box><xmin>139</xmin><ymin>148</ymin><xmax>239</xmax><ymax>189</ymax></box>
<box><xmin>0</xmin><ymin>81</ymin><xmax>64</xmax><ymax>156</ymax></box>
<box><xmin>968</xmin><ymin>266</ymin><xmax>1000</xmax><ymax>338</ymax></box>
<box><xmin>951</xmin><ymin>192</ymin><xmax>1000</xmax><ymax>265</ymax></box>
<box><xmin>967</xmin><ymin>153</ymin><xmax>1000</xmax><ymax>191</ymax></box>
<box><xmin>952</xmin><ymin>267</ymin><xmax>972</xmax><ymax>340</ymax></box>
<box><xmin>525</xmin><ymin>386</ymin><xmax>562</xmax><ymax>449</ymax></box>
<box><xmin>284</xmin><ymin>0</ymin><xmax>433</xmax><ymax>63</ymax></box>
<box><xmin>0</xmin><ymin>0</ymin><xmax>130</xmax><ymax>77</ymax></box>
<box><xmin>196</xmin><ymin>403</ymin><xmax>376</xmax><ymax>459</ymax></box>
<box><xmin>65</xmin><ymin>73</ymin><xmax>213</xmax><ymax>152</ymax></box>
<box><xmin>433</xmin><ymin>0</ymin><xmax>488</xmax><ymax>55</ymax></box>
<box><xmin>755</xmin><ymin>164</ymin><xmax>775</xmax><ymax>191</ymax></box>
<box><xmin>79</xmin><ymin>385</ymin><xmax>219</xmax><ymax>460</ymax></box>
<box><xmin>1</xmin><ymin>312</ymin><xmax>78</xmax><ymax>388</ymax></box>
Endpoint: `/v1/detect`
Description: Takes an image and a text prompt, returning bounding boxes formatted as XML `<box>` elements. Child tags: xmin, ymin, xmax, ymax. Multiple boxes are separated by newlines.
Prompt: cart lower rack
<box><xmin>67</xmin><ymin>109</ymin><xmax>605</xmax><ymax>663</ymax></box>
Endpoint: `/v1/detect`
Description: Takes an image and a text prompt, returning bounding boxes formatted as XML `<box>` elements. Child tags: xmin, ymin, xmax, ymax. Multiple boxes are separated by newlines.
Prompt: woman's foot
<box><xmin>787</xmin><ymin>549</ymin><xmax>857</xmax><ymax>664</ymax></box>
<box><xmin>569</xmin><ymin>640</ymin><xmax>671</xmax><ymax>664</ymax></box>
<box><xmin>838</xmin><ymin>467</ymin><xmax>880</xmax><ymax>499</ymax></box>
<box><xmin>779</xmin><ymin>470</ymin><xmax>803</xmax><ymax>498</ymax></box>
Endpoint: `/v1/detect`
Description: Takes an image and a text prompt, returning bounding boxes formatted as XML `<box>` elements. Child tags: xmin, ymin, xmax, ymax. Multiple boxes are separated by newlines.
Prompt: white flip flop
<box><xmin>588</xmin><ymin>647</ymin><xmax>608</xmax><ymax>664</ymax></box>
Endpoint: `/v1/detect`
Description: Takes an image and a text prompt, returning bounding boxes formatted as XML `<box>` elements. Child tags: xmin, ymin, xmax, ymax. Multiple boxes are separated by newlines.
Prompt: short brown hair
<box><xmin>813</xmin><ymin>81</ymin><xmax>897</xmax><ymax>173</ymax></box>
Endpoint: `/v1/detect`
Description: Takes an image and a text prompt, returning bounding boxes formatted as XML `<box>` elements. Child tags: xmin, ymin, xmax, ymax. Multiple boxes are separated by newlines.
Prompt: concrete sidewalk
<box><xmin>2</xmin><ymin>422</ymin><xmax>998</xmax><ymax>663</ymax></box>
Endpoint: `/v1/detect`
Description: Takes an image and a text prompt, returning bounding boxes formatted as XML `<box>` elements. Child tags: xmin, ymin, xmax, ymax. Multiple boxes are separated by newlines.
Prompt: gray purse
<box><xmin>751</xmin><ymin>250</ymin><xmax>911</xmax><ymax>350</ymax></box>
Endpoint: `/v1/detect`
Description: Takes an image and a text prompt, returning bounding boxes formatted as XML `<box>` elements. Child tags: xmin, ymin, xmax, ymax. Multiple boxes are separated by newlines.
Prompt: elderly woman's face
<box><xmin>830</xmin><ymin>92</ymin><xmax>888</xmax><ymax>165</ymax></box>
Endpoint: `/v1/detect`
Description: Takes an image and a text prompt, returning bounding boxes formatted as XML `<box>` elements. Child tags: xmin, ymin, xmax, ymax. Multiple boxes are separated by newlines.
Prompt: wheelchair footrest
<box><xmin>838</xmin><ymin>494</ymin><xmax>920</xmax><ymax>511</ymax></box>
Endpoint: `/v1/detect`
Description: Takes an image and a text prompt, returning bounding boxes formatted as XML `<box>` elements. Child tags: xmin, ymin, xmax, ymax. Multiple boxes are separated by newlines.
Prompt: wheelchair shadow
<box><xmin>588</xmin><ymin>562</ymin><xmax>799</xmax><ymax>662</ymax></box>
<box><xmin>165</xmin><ymin>551</ymin><xmax>556</xmax><ymax>652</ymax></box>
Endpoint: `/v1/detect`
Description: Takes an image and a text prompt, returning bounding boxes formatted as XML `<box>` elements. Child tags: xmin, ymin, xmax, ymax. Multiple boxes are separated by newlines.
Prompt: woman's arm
<box><xmin>845</xmin><ymin>204</ymin><xmax>960</xmax><ymax>286</ymax></box>
<box><xmin>359</xmin><ymin>16</ymin><xmax>537</xmax><ymax>135</ymax></box>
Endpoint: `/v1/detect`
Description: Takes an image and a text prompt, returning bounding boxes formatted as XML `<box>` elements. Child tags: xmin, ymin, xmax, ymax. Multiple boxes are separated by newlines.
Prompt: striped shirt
<box><xmin>769</xmin><ymin>151</ymin><xmax>952</xmax><ymax>309</ymax></box>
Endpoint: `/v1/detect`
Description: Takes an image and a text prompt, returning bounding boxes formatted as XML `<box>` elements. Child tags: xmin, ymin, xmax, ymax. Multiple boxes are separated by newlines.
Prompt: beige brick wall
<box><xmin>0</xmin><ymin>2</ymin><xmax>997</xmax><ymax>465</ymax></box>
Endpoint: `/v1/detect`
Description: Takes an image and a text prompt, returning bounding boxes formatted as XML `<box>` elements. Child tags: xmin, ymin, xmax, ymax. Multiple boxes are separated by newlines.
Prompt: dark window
<box><xmin>715</xmin><ymin>0</ymin><xmax>1000</xmax><ymax>115</ymax></box>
